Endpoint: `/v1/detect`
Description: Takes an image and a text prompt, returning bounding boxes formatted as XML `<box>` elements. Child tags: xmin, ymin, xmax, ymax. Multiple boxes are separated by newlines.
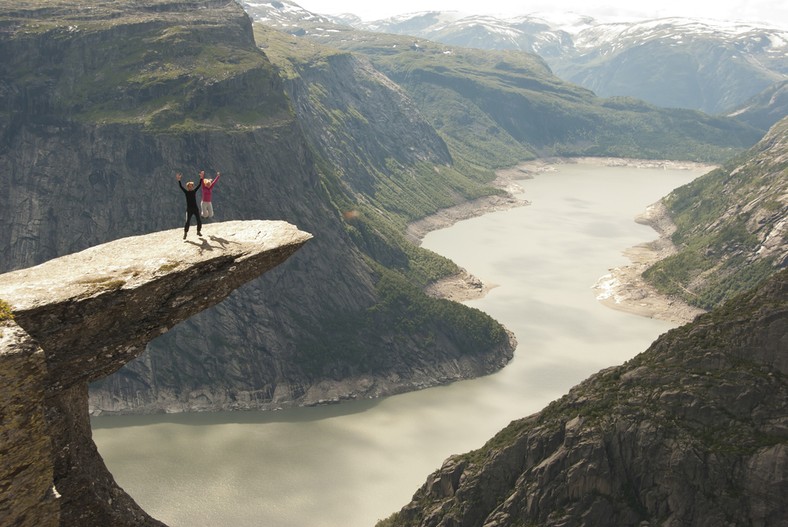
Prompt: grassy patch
<box><xmin>0</xmin><ymin>299</ymin><xmax>13</xmax><ymax>322</ymax></box>
<box><xmin>157</xmin><ymin>262</ymin><xmax>180</xmax><ymax>273</ymax></box>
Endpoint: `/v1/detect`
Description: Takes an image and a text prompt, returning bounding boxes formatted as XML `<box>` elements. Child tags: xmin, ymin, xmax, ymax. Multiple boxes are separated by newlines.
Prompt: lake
<box><xmin>92</xmin><ymin>161</ymin><xmax>709</xmax><ymax>527</ymax></box>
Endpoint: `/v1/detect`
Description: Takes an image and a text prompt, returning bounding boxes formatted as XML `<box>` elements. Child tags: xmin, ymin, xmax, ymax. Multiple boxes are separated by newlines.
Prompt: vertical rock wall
<box><xmin>0</xmin><ymin>322</ymin><xmax>58</xmax><ymax>527</ymax></box>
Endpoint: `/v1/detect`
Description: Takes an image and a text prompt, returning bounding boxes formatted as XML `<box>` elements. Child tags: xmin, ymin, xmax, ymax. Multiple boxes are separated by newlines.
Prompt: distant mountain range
<box><xmin>347</xmin><ymin>11</ymin><xmax>788</xmax><ymax>118</ymax></box>
<box><xmin>242</xmin><ymin>2</ymin><xmax>787</xmax><ymax>127</ymax></box>
<box><xmin>241</xmin><ymin>0</ymin><xmax>762</xmax><ymax>164</ymax></box>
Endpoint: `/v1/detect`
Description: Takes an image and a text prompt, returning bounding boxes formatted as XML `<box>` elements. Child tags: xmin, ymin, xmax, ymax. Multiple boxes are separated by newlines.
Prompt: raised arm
<box><xmin>176</xmin><ymin>173</ymin><xmax>186</xmax><ymax>192</ymax></box>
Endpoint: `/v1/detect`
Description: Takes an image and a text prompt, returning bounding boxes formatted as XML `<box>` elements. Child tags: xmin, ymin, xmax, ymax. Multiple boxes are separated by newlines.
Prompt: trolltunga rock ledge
<box><xmin>0</xmin><ymin>220</ymin><xmax>312</xmax><ymax>391</ymax></box>
<box><xmin>0</xmin><ymin>220</ymin><xmax>311</xmax><ymax>527</ymax></box>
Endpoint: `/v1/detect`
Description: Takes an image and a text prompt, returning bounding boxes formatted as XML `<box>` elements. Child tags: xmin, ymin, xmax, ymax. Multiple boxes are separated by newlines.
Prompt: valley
<box><xmin>93</xmin><ymin>160</ymin><xmax>706</xmax><ymax>527</ymax></box>
<box><xmin>0</xmin><ymin>1</ymin><xmax>785</xmax><ymax>526</ymax></box>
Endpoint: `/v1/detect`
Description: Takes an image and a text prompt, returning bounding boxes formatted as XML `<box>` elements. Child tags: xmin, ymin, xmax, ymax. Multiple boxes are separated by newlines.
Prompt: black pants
<box><xmin>184</xmin><ymin>209</ymin><xmax>202</xmax><ymax>234</ymax></box>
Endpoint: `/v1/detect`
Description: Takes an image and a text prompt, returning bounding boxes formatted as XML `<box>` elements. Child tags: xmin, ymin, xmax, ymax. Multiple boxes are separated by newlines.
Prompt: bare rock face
<box><xmin>0</xmin><ymin>323</ymin><xmax>58</xmax><ymax>527</ymax></box>
<box><xmin>0</xmin><ymin>220</ymin><xmax>310</xmax><ymax>526</ymax></box>
<box><xmin>388</xmin><ymin>269</ymin><xmax>787</xmax><ymax>527</ymax></box>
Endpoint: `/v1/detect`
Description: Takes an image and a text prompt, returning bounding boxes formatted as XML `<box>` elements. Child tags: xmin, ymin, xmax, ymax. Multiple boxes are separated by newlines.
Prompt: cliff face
<box><xmin>0</xmin><ymin>0</ymin><xmax>515</xmax><ymax>414</ymax></box>
<box><xmin>385</xmin><ymin>268</ymin><xmax>787</xmax><ymax>527</ymax></box>
<box><xmin>257</xmin><ymin>25</ymin><xmax>453</xmax><ymax>190</ymax></box>
<box><xmin>0</xmin><ymin>220</ymin><xmax>311</xmax><ymax>527</ymax></box>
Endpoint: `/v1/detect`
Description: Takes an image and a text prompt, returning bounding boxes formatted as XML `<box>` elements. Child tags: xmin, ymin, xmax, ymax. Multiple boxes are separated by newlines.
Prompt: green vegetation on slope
<box><xmin>255</xmin><ymin>26</ymin><xmax>515</xmax><ymax>376</ymax></box>
<box><xmin>293</xmin><ymin>142</ymin><xmax>509</xmax><ymax>377</ymax></box>
<box><xmin>303</xmin><ymin>26</ymin><xmax>762</xmax><ymax>164</ymax></box>
<box><xmin>0</xmin><ymin>3</ymin><xmax>290</xmax><ymax>131</ymax></box>
<box><xmin>295</xmin><ymin>264</ymin><xmax>509</xmax><ymax>376</ymax></box>
<box><xmin>643</xmin><ymin>117</ymin><xmax>788</xmax><ymax>309</ymax></box>
<box><xmin>258</xmin><ymin>26</ymin><xmax>507</xmax><ymax>217</ymax></box>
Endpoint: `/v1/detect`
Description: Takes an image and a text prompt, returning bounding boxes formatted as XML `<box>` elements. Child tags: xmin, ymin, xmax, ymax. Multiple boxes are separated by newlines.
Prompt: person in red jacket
<box><xmin>200</xmin><ymin>170</ymin><xmax>222</xmax><ymax>218</ymax></box>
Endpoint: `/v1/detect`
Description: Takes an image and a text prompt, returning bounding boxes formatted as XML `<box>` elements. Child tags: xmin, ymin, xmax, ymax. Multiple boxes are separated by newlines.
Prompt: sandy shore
<box><xmin>592</xmin><ymin>200</ymin><xmax>707</xmax><ymax>325</ymax></box>
<box><xmin>413</xmin><ymin>157</ymin><xmax>714</xmax><ymax>324</ymax></box>
<box><xmin>408</xmin><ymin>163</ymin><xmax>533</xmax><ymax>302</ymax></box>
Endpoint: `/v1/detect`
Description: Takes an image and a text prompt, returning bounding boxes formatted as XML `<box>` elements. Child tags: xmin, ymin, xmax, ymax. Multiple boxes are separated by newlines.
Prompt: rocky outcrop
<box><xmin>384</xmin><ymin>268</ymin><xmax>787</xmax><ymax>527</ymax></box>
<box><xmin>0</xmin><ymin>220</ymin><xmax>310</xmax><ymax>527</ymax></box>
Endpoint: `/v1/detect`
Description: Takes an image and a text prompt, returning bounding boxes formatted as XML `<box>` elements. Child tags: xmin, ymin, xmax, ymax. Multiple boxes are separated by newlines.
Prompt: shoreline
<box><xmin>592</xmin><ymin>200</ymin><xmax>707</xmax><ymax>325</ymax></box>
<box><xmin>408</xmin><ymin>163</ymin><xmax>533</xmax><ymax>302</ymax></box>
<box><xmin>416</xmin><ymin>157</ymin><xmax>714</xmax><ymax>323</ymax></box>
<box><xmin>405</xmin><ymin>165</ymin><xmax>532</xmax><ymax>245</ymax></box>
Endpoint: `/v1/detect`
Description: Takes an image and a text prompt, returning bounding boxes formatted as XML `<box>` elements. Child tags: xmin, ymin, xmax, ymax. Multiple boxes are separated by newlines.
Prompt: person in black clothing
<box><xmin>176</xmin><ymin>172</ymin><xmax>203</xmax><ymax>239</ymax></box>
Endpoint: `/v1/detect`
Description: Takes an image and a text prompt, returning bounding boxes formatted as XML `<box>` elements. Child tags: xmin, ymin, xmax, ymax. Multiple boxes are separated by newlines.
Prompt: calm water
<box><xmin>92</xmin><ymin>162</ymin><xmax>708</xmax><ymax>527</ymax></box>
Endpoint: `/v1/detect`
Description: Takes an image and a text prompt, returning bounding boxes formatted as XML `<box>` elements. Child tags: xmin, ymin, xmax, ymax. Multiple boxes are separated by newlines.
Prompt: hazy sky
<box><xmin>294</xmin><ymin>0</ymin><xmax>788</xmax><ymax>28</ymax></box>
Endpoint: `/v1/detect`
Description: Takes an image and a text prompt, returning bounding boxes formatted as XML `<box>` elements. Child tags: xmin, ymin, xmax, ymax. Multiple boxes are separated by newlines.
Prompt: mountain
<box><xmin>379</xmin><ymin>266</ymin><xmax>788</xmax><ymax>527</ymax></box>
<box><xmin>242</xmin><ymin>1</ymin><xmax>762</xmax><ymax>164</ymax></box>
<box><xmin>642</xmin><ymin>115</ymin><xmax>788</xmax><ymax>309</ymax></box>
<box><xmin>346</xmin><ymin>10</ymin><xmax>788</xmax><ymax>119</ymax></box>
<box><xmin>0</xmin><ymin>0</ymin><xmax>514</xmax><ymax>414</ymax></box>
<box><xmin>356</xmin><ymin>10</ymin><xmax>576</xmax><ymax>59</ymax></box>
<box><xmin>728</xmin><ymin>80</ymin><xmax>788</xmax><ymax>131</ymax></box>
<box><xmin>550</xmin><ymin>18</ymin><xmax>788</xmax><ymax>117</ymax></box>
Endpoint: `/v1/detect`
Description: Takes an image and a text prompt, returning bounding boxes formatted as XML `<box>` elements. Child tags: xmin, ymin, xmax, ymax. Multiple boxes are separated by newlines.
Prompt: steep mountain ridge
<box><xmin>728</xmin><ymin>79</ymin><xmax>788</xmax><ymax>131</ymax></box>
<box><xmin>381</xmin><ymin>267</ymin><xmax>787</xmax><ymax>527</ymax></box>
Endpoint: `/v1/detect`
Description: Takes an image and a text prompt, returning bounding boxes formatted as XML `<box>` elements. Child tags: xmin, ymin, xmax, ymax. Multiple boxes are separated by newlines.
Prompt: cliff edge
<box><xmin>0</xmin><ymin>220</ymin><xmax>311</xmax><ymax>527</ymax></box>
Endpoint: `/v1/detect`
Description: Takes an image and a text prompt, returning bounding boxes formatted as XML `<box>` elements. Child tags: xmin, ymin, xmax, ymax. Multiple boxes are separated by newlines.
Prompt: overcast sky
<box><xmin>294</xmin><ymin>0</ymin><xmax>788</xmax><ymax>28</ymax></box>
